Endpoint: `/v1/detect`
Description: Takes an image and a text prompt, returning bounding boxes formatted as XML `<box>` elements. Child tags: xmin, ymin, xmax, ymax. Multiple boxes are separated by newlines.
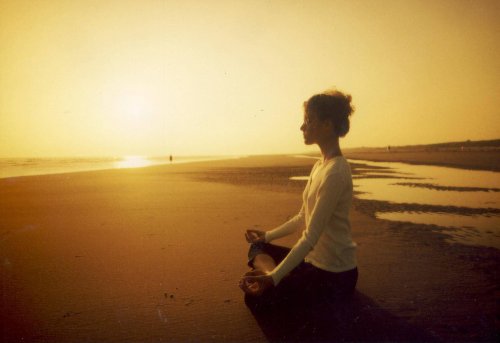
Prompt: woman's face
<box><xmin>300</xmin><ymin>109</ymin><xmax>322</xmax><ymax>145</ymax></box>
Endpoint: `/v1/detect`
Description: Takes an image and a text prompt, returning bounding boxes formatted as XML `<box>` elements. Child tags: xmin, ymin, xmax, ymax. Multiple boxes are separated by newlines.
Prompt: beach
<box><xmin>1</xmin><ymin>155</ymin><xmax>498</xmax><ymax>342</ymax></box>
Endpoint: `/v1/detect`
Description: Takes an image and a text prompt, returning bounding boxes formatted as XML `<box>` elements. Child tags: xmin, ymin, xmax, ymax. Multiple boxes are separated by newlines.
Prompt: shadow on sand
<box><xmin>247</xmin><ymin>290</ymin><xmax>437</xmax><ymax>342</ymax></box>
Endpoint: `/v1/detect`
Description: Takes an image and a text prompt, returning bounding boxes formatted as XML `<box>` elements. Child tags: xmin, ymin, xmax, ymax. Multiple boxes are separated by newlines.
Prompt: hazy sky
<box><xmin>1</xmin><ymin>0</ymin><xmax>499</xmax><ymax>157</ymax></box>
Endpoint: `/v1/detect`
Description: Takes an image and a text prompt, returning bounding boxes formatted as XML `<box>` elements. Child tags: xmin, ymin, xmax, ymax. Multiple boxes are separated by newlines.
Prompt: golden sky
<box><xmin>1</xmin><ymin>0</ymin><xmax>499</xmax><ymax>157</ymax></box>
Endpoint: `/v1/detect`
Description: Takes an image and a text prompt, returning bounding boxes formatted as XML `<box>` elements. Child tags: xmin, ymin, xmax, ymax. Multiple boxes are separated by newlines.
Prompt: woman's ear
<box><xmin>323</xmin><ymin>120</ymin><xmax>338</xmax><ymax>136</ymax></box>
<box><xmin>322</xmin><ymin>119</ymin><xmax>334</xmax><ymax>130</ymax></box>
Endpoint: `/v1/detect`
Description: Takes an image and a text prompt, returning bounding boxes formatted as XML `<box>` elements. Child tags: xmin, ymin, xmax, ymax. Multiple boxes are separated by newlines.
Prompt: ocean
<box><xmin>0</xmin><ymin>155</ymin><xmax>237</xmax><ymax>179</ymax></box>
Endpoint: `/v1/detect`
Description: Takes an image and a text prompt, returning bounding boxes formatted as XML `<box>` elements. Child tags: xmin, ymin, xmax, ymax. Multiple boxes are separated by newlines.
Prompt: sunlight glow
<box><xmin>1</xmin><ymin>1</ymin><xmax>498</xmax><ymax>157</ymax></box>
<box><xmin>120</xmin><ymin>94</ymin><xmax>147</xmax><ymax>117</ymax></box>
<box><xmin>115</xmin><ymin>156</ymin><xmax>152</xmax><ymax>169</ymax></box>
<box><xmin>117</xmin><ymin>92</ymin><xmax>151</xmax><ymax>120</ymax></box>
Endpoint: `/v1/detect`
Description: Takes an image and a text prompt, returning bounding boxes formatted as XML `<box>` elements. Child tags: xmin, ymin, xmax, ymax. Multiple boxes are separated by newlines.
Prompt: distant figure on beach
<box><xmin>387</xmin><ymin>145</ymin><xmax>391</xmax><ymax>152</ymax></box>
<box><xmin>169</xmin><ymin>155</ymin><xmax>173</xmax><ymax>163</ymax></box>
<box><xmin>240</xmin><ymin>90</ymin><xmax>358</xmax><ymax>312</ymax></box>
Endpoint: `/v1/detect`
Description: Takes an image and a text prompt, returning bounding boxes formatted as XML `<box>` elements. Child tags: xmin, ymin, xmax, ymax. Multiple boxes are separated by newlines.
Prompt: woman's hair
<box><xmin>305</xmin><ymin>89</ymin><xmax>354</xmax><ymax>137</ymax></box>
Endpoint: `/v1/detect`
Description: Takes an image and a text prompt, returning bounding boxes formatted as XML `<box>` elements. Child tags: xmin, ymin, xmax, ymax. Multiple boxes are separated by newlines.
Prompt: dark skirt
<box><xmin>245</xmin><ymin>242</ymin><xmax>358</xmax><ymax>313</ymax></box>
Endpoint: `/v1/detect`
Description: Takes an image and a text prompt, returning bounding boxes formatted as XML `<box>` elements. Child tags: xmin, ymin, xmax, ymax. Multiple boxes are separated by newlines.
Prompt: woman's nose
<box><xmin>300</xmin><ymin>123</ymin><xmax>306</xmax><ymax>131</ymax></box>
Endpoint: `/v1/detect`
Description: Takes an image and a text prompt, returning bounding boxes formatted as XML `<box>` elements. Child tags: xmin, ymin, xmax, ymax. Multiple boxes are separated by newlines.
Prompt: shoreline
<box><xmin>2</xmin><ymin>149</ymin><xmax>498</xmax><ymax>182</ymax></box>
<box><xmin>0</xmin><ymin>155</ymin><xmax>246</xmax><ymax>180</ymax></box>
<box><xmin>1</xmin><ymin>155</ymin><xmax>498</xmax><ymax>341</ymax></box>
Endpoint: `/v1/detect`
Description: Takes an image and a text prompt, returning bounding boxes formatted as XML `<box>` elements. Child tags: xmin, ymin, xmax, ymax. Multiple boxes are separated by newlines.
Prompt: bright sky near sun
<box><xmin>1</xmin><ymin>0</ymin><xmax>499</xmax><ymax>157</ymax></box>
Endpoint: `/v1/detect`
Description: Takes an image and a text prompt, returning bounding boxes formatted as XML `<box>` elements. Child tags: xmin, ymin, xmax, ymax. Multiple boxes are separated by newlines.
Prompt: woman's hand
<box><xmin>245</xmin><ymin>229</ymin><xmax>266</xmax><ymax>243</ymax></box>
<box><xmin>239</xmin><ymin>269</ymin><xmax>275</xmax><ymax>296</ymax></box>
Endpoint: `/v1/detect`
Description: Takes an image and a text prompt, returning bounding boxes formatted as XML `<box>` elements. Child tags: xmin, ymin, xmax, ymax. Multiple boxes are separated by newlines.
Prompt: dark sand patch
<box><xmin>390</xmin><ymin>182</ymin><xmax>500</xmax><ymax>192</ymax></box>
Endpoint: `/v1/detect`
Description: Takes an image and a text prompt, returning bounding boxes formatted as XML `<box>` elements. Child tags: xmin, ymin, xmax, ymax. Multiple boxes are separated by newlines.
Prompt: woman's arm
<box><xmin>269</xmin><ymin>172</ymin><xmax>346</xmax><ymax>285</ymax></box>
<box><xmin>264</xmin><ymin>205</ymin><xmax>305</xmax><ymax>243</ymax></box>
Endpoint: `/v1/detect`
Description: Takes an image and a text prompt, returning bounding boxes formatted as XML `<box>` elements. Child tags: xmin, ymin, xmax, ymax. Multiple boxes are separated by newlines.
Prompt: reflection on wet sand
<box><xmin>115</xmin><ymin>156</ymin><xmax>153</xmax><ymax>169</ymax></box>
<box><xmin>291</xmin><ymin>159</ymin><xmax>500</xmax><ymax>249</ymax></box>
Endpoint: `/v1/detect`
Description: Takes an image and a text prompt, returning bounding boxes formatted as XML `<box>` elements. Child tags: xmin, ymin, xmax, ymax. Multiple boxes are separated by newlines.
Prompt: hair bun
<box><xmin>306</xmin><ymin>89</ymin><xmax>354</xmax><ymax>137</ymax></box>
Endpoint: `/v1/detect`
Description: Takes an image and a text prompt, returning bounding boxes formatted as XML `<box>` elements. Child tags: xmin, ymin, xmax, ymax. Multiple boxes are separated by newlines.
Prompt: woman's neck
<box><xmin>319</xmin><ymin>139</ymin><xmax>342</xmax><ymax>162</ymax></box>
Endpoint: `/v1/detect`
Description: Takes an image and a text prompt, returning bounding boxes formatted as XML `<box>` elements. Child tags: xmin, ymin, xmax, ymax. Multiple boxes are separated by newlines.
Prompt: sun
<box><xmin>120</xmin><ymin>94</ymin><xmax>147</xmax><ymax>118</ymax></box>
<box><xmin>113</xmin><ymin>91</ymin><xmax>153</xmax><ymax>129</ymax></box>
<box><xmin>107</xmin><ymin>88</ymin><xmax>162</xmax><ymax>145</ymax></box>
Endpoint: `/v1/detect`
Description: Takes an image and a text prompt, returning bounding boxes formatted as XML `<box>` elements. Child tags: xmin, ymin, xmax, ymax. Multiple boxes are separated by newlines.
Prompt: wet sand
<box><xmin>344</xmin><ymin>149</ymin><xmax>500</xmax><ymax>171</ymax></box>
<box><xmin>1</xmin><ymin>155</ymin><xmax>498</xmax><ymax>341</ymax></box>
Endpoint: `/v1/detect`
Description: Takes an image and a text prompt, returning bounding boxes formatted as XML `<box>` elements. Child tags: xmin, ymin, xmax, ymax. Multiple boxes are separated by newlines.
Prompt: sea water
<box><xmin>0</xmin><ymin>155</ymin><xmax>238</xmax><ymax>179</ymax></box>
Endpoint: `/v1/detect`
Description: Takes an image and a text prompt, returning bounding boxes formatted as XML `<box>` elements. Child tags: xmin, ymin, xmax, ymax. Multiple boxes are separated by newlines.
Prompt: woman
<box><xmin>239</xmin><ymin>89</ymin><xmax>358</xmax><ymax>311</ymax></box>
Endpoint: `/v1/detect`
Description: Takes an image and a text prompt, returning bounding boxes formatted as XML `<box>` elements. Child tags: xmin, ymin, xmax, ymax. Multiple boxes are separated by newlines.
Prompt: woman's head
<box><xmin>301</xmin><ymin>89</ymin><xmax>354</xmax><ymax>144</ymax></box>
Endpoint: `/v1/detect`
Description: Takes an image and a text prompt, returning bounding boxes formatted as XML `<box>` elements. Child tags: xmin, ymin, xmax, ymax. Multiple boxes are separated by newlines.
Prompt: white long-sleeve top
<box><xmin>265</xmin><ymin>156</ymin><xmax>357</xmax><ymax>285</ymax></box>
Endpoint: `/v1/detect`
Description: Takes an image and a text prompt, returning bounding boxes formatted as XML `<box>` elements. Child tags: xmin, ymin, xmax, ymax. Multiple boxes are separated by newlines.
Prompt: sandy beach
<box><xmin>1</xmin><ymin>155</ymin><xmax>498</xmax><ymax>342</ymax></box>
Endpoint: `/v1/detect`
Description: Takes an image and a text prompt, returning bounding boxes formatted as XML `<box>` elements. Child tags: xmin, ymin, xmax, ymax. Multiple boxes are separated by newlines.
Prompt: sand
<box><xmin>1</xmin><ymin>155</ymin><xmax>498</xmax><ymax>342</ymax></box>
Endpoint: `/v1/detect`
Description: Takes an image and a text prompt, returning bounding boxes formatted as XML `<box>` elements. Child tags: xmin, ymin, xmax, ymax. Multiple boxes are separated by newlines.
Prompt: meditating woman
<box><xmin>239</xmin><ymin>89</ymin><xmax>358</xmax><ymax>311</ymax></box>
